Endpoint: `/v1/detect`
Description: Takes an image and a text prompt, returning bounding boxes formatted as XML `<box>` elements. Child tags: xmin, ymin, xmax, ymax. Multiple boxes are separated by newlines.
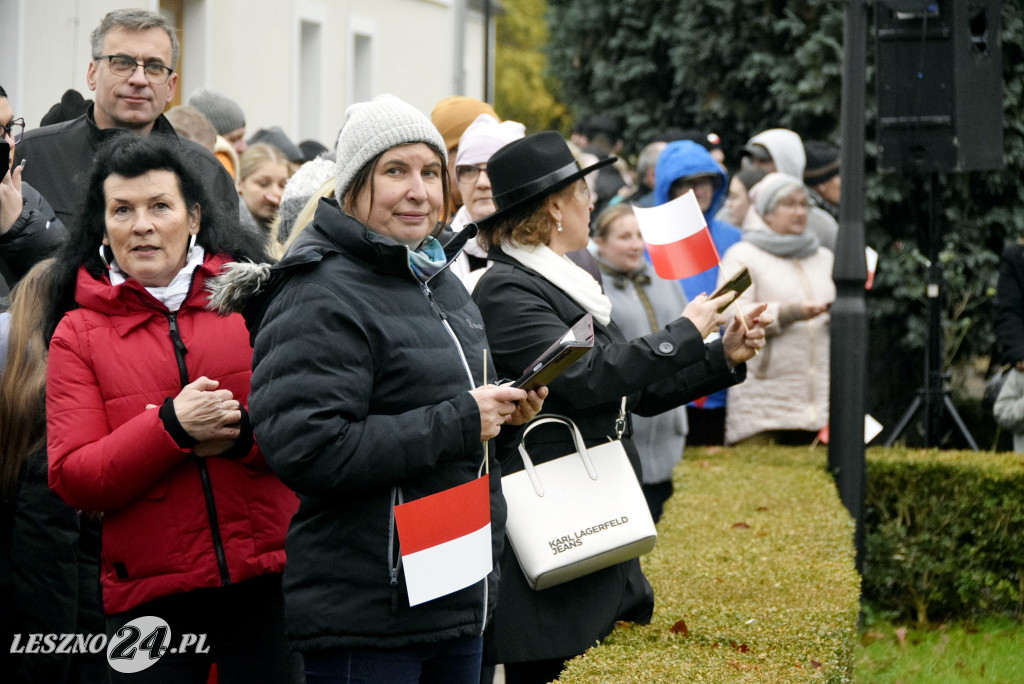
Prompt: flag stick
<box><xmin>731</xmin><ymin>302</ymin><xmax>757</xmax><ymax>356</ymax></box>
<box><xmin>483</xmin><ymin>350</ymin><xmax>490</xmax><ymax>475</ymax></box>
<box><xmin>732</xmin><ymin>301</ymin><xmax>750</xmax><ymax>333</ymax></box>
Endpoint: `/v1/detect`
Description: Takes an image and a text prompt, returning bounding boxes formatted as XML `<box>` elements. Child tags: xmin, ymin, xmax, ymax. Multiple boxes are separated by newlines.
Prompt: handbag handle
<box><xmin>516</xmin><ymin>415</ymin><xmax>598</xmax><ymax>497</ymax></box>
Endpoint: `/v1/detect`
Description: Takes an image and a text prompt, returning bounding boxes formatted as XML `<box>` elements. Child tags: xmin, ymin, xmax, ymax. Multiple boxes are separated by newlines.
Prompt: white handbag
<box><xmin>502</xmin><ymin>410</ymin><xmax>657</xmax><ymax>590</ymax></box>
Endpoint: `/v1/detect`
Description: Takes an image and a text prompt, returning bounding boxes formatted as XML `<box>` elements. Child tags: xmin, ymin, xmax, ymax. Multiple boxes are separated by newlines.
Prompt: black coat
<box><xmin>15</xmin><ymin>105</ymin><xmax>241</xmax><ymax>239</ymax></box>
<box><xmin>0</xmin><ymin>182</ymin><xmax>66</xmax><ymax>301</ymax></box>
<box><xmin>0</xmin><ymin>448</ymin><xmax>106</xmax><ymax>683</ymax></box>
<box><xmin>995</xmin><ymin>242</ymin><xmax>1024</xmax><ymax>365</ymax></box>
<box><xmin>248</xmin><ymin>201</ymin><xmax>509</xmax><ymax>652</ymax></box>
<box><xmin>472</xmin><ymin>247</ymin><xmax>743</xmax><ymax>663</ymax></box>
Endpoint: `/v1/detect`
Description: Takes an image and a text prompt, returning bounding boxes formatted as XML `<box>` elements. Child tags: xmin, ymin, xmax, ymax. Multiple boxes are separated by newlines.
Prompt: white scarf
<box><xmin>110</xmin><ymin>245</ymin><xmax>206</xmax><ymax>312</ymax></box>
<box><xmin>501</xmin><ymin>240</ymin><xmax>612</xmax><ymax>326</ymax></box>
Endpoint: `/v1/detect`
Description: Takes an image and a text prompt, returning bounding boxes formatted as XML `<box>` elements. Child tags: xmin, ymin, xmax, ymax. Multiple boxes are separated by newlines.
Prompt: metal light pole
<box><xmin>829</xmin><ymin>0</ymin><xmax>869</xmax><ymax>574</ymax></box>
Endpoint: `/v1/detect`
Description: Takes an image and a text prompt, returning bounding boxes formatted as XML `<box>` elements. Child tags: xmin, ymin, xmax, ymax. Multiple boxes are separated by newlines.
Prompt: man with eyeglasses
<box><xmin>15</xmin><ymin>9</ymin><xmax>241</xmax><ymax>238</ymax></box>
<box><xmin>0</xmin><ymin>84</ymin><xmax>65</xmax><ymax>300</ymax></box>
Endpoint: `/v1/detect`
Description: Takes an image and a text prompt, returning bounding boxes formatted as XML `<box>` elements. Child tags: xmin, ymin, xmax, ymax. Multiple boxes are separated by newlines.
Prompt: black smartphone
<box><xmin>0</xmin><ymin>141</ymin><xmax>9</xmax><ymax>178</ymax></box>
<box><xmin>710</xmin><ymin>267</ymin><xmax>752</xmax><ymax>312</ymax></box>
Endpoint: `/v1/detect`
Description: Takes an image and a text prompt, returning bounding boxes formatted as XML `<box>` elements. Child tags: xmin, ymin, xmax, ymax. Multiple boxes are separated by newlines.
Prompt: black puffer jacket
<box><xmin>473</xmin><ymin>246</ymin><xmax>744</xmax><ymax>663</ymax></box>
<box><xmin>248</xmin><ymin>199</ymin><xmax>505</xmax><ymax>652</ymax></box>
<box><xmin>0</xmin><ymin>182</ymin><xmax>66</xmax><ymax>301</ymax></box>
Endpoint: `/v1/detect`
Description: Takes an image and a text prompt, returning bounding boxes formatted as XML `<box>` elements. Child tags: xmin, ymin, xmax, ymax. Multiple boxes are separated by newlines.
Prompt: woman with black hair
<box><xmin>44</xmin><ymin>134</ymin><xmax>298</xmax><ymax>683</ymax></box>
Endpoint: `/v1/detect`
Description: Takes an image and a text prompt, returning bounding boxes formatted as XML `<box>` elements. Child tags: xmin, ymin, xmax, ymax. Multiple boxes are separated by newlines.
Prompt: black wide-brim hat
<box><xmin>473</xmin><ymin>130</ymin><xmax>616</xmax><ymax>230</ymax></box>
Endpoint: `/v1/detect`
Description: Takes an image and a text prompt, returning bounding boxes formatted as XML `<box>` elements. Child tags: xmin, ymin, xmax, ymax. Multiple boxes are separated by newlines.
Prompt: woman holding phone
<box><xmin>471</xmin><ymin>131</ymin><xmax>770</xmax><ymax>683</ymax></box>
<box><xmin>0</xmin><ymin>85</ymin><xmax>66</xmax><ymax>295</ymax></box>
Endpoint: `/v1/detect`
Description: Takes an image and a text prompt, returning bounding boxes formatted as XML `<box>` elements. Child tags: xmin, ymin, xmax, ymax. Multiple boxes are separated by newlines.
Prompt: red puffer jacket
<box><xmin>47</xmin><ymin>253</ymin><xmax>297</xmax><ymax>615</ymax></box>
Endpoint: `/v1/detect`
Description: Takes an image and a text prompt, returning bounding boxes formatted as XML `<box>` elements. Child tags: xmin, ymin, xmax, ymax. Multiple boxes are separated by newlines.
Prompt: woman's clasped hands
<box><xmin>173</xmin><ymin>376</ymin><xmax>243</xmax><ymax>456</ymax></box>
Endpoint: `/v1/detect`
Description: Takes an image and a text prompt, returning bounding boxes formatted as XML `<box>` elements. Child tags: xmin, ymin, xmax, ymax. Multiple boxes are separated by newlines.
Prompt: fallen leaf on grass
<box><xmin>697</xmin><ymin>459</ymin><xmax>724</xmax><ymax>471</ymax></box>
<box><xmin>862</xmin><ymin>631</ymin><xmax>886</xmax><ymax>645</ymax></box>
<box><xmin>732</xmin><ymin>522</ymin><xmax>750</xmax><ymax>529</ymax></box>
<box><xmin>729</xmin><ymin>640</ymin><xmax>750</xmax><ymax>653</ymax></box>
<box><xmin>810</xmin><ymin>659</ymin><xmax>823</xmax><ymax>670</ymax></box>
<box><xmin>894</xmin><ymin>626</ymin><xmax>907</xmax><ymax>647</ymax></box>
<box><xmin>615</xmin><ymin>621</ymin><xmax>634</xmax><ymax>630</ymax></box>
<box><xmin>727</xmin><ymin>660</ymin><xmax>760</xmax><ymax>671</ymax></box>
<box><xmin>670</xmin><ymin>619</ymin><xmax>689</xmax><ymax>636</ymax></box>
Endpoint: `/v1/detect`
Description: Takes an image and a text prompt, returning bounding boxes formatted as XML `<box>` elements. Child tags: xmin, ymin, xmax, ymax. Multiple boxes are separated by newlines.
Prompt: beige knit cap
<box><xmin>334</xmin><ymin>94</ymin><xmax>448</xmax><ymax>203</ymax></box>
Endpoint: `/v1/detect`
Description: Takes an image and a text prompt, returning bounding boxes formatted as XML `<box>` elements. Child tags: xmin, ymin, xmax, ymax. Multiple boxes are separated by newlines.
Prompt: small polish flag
<box><xmin>865</xmin><ymin>246</ymin><xmax>878</xmax><ymax>290</ymax></box>
<box><xmin>633</xmin><ymin>189</ymin><xmax>721</xmax><ymax>280</ymax></box>
<box><xmin>393</xmin><ymin>475</ymin><xmax>492</xmax><ymax>606</ymax></box>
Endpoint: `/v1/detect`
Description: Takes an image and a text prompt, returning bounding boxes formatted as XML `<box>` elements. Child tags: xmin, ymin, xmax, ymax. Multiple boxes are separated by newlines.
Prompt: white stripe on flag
<box><xmin>402</xmin><ymin>524</ymin><xmax>492</xmax><ymax>606</ymax></box>
<box><xmin>633</xmin><ymin>190</ymin><xmax>707</xmax><ymax>244</ymax></box>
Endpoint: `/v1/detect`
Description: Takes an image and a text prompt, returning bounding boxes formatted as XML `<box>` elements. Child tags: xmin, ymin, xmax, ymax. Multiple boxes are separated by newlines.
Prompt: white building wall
<box><xmin>3</xmin><ymin>0</ymin><xmax>490</xmax><ymax>150</ymax></box>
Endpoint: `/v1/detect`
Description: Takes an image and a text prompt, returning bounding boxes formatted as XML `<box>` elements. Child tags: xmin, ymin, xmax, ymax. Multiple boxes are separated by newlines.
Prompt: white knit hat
<box><xmin>334</xmin><ymin>94</ymin><xmax>447</xmax><ymax>203</ymax></box>
<box><xmin>455</xmin><ymin>114</ymin><xmax>526</xmax><ymax>167</ymax></box>
<box><xmin>277</xmin><ymin>156</ymin><xmax>339</xmax><ymax>244</ymax></box>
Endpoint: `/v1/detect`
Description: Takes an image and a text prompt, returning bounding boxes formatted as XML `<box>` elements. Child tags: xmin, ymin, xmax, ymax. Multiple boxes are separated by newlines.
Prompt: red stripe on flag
<box><xmin>393</xmin><ymin>475</ymin><xmax>490</xmax><ymax>555</ymax></box>
<box><xmin>646</xmin><ymin>226</ymin><xmax>720</xmax><ymax>280</ymax></box>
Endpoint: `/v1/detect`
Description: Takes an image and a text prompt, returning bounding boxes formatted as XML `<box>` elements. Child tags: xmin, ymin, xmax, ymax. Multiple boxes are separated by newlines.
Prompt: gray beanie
<box><xmin>749</xmin><ymin>172</ymin><xmax>806</xmax><ymax>217</ymax></box>
<box><xmin>334</xmin><ymin>94</ymin><xmax>447</xmax><ymax>203</ymax></box>
<box><xmin>187</xmin><ymin>88</ymin><xmax>245</xmax><ymax>136</ymax></box>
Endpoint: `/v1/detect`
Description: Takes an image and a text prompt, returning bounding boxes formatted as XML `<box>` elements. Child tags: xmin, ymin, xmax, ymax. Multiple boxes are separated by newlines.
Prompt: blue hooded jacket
<box><xmin>653</xmin><ymin>140</ymin><xmax>742</xmax><ymax>413</ymax></box>
<box><xmin>654</xmin><ymin>140</ymin><xmax>742</xmax><ymax>302</ymax></box>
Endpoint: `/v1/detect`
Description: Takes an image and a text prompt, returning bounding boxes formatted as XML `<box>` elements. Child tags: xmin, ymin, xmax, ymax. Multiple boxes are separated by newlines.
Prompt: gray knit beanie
<box><xmin>750</xmin><ymin>172</ymin><xmax>806</xmax><ymax>217</ymax></box>
<box><xmin>334</xmin><ymin>94</ymin><xmax>447</xmax><ymax>204</ymax></box>
<box><xmin>186</xmin><ymin>88</ymin><xmax>245</xmax><ymax>136</ymax></box>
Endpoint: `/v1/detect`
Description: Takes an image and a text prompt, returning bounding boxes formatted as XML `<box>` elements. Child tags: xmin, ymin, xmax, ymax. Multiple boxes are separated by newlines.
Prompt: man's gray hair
<box><xmin>636</xmin><ymin>141</ymin><xmax>667</xmax><ymax>180</ymax></box>
<box><xmin>91</xmin><ymin>9</ymin><xmax>180</xmax><ymax>67</ymax></box>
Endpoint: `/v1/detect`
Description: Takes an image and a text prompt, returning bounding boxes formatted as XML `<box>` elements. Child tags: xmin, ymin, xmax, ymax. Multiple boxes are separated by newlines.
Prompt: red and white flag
<box><xmin>633</xmin><ymin>189</ymin><xmax>720</xmax><ymax>280</ymax></box>
<box><xmin>393</xmin><ymin>475</ymin><xmax>492</xmax><ymax>606</ymax></box>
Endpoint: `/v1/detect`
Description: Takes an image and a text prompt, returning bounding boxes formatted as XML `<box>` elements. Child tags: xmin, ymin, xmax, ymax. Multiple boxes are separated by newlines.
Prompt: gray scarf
<box><xmin>742</xmin><ymin>229</ymin><xmax>820</xmax><ymax>259</ymax></box>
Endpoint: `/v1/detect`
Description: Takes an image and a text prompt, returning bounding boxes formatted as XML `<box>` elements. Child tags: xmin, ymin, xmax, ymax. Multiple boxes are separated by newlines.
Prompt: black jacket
<box><xmin>248</xmin><ymin>200</ymin><xmax>506</xmax><ymax>652</ymax></box>
<box><xmin>0</xmin><ymin>448</ymin><xmax>106</xmax><ymax>683</ymax></box>
<box><xmin>0</xmin><ymin>182</ymin><xmax>66</xmax><ymax>301</ymax></box>
<box><xmin>995</xmin><ymin>242</ymin><xmax>1024</xmax><ymax>365</ymax></box>
<box><xmin>15</xmin><ymin>105</ymin><xmax>240</xmax><ymax>236</ymax></box>
<box><xmin>472</xmin><ymin>246</ymin><xmax>744</xmax><ymax>663</ymax></box>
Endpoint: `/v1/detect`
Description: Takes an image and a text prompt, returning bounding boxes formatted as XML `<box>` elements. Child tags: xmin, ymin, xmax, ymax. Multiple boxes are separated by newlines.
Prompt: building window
<box><xmin>349</xmin><ymin>17</ymin><xmax>377</xmax><ymax>105</ymax></box>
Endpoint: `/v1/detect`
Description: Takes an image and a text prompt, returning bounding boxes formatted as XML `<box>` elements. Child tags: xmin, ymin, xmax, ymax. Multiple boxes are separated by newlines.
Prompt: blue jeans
<box><xmin>303</xmin><ymin>635</ymin><xmax>483</xmax><ymax>684</ymax></box>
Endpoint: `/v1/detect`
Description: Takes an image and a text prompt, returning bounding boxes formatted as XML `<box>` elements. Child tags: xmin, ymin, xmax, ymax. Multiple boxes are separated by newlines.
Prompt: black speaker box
<box><xmin>876</xmin><ymin>0</ymin><xmax>1004</xmax><ymax>173</ymax></box>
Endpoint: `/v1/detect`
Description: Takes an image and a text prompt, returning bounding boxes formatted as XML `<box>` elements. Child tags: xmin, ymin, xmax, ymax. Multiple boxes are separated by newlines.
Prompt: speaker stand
<box><xmin>882</xmin><ymin>173</ymin><xmax>979</xmax><ymax>450</ymax></box>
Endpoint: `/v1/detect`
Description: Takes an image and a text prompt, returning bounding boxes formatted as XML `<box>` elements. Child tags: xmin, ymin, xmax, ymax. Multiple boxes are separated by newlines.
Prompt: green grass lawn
<box><xmin>856</xmin><ymin>619</ymin><xmax>1024</xmax><ymax>683</ymax></box>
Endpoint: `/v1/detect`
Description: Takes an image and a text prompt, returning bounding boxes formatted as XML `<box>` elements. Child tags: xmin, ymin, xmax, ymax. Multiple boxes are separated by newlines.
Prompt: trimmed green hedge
<box><xmin>558</xmin><ymin>446</ymin><xmax>860</xmax><ymax>683</ymax></box>
<box><xmin>864</xmin><ymin>447</ymin><xmax>1024</xmax><ymax>625</ymax></box>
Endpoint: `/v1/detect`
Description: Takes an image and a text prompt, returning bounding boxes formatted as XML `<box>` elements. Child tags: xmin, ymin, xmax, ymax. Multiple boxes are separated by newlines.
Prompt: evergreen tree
<box><xmin>546</xmin><ymin>1</ymin><xmax>1024</xmax><ymax>447</ymax></box>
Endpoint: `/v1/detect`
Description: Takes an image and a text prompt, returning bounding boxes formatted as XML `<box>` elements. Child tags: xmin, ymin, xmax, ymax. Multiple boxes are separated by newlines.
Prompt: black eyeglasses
<box><xmin>95</xmin><ymin>55</ymin><xmax>175</xmax><ymax>85</ymax></box>
<box><xmin>455</xmin><ymin>164</ymin><xmax>488</xmax><ymax>184</ymax></box>
<box><xmin>1</xmin><ymin>118</ymin><xmax>25</xmax><ymax>144</ymax></box>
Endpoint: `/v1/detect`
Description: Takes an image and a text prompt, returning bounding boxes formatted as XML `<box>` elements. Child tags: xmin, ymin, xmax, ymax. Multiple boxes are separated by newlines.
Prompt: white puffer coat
<box><xmin>718</xmin><ymin>240</ymin><xmax>835</xmax><ymax>444</ymax></box>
